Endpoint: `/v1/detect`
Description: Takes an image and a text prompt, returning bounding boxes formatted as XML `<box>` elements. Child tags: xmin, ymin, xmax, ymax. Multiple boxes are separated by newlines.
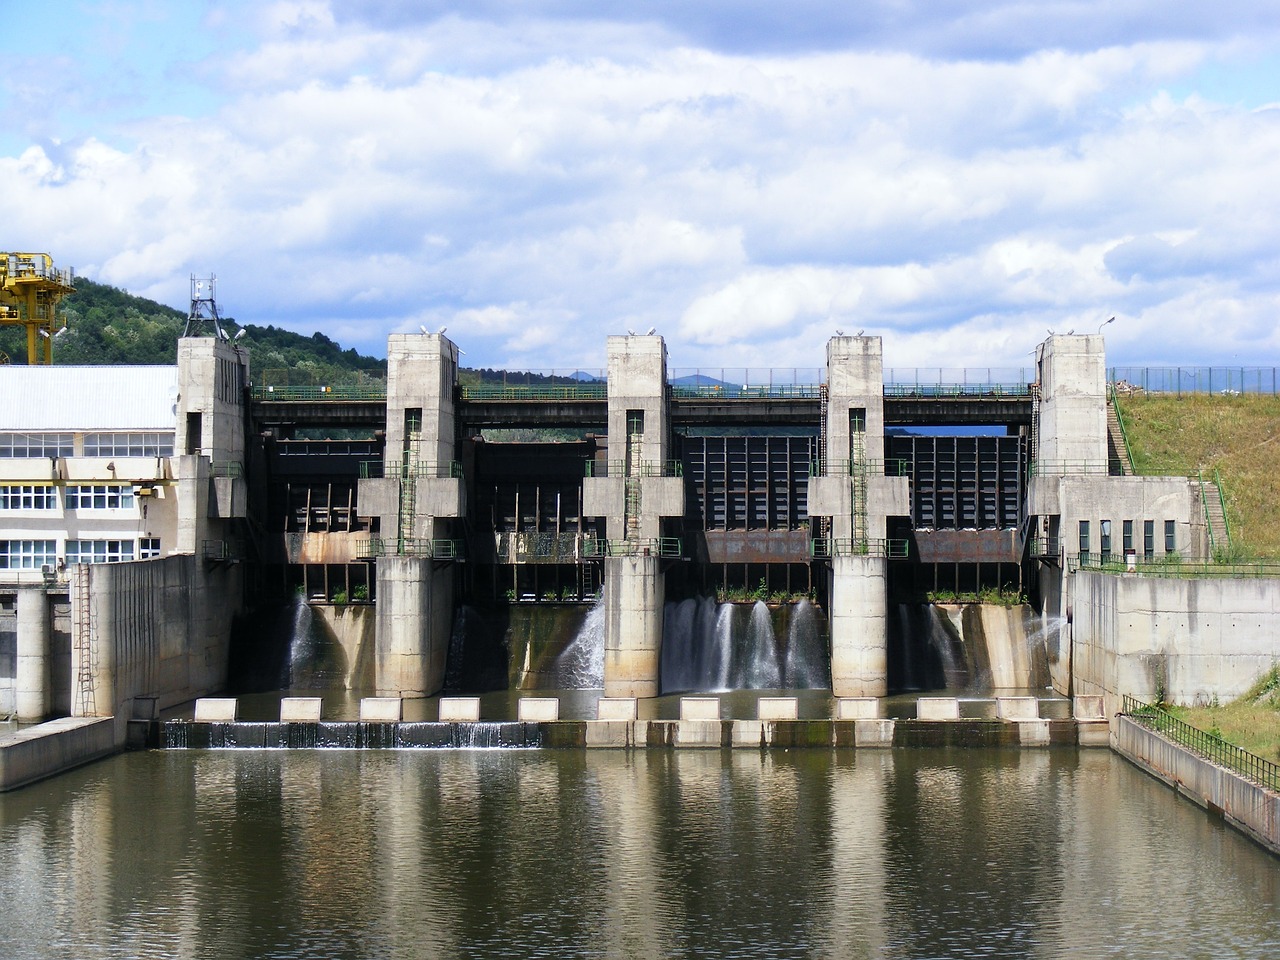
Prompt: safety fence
<box><xmin>1121</xmin><ymin>696</ymin><xmax>1280</xmax><ymax>792</ymax></box>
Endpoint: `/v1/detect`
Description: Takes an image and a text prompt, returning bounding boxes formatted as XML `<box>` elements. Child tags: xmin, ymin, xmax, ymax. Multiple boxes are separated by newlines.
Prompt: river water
<box><xmin>1</xmin><ymin>748</ymin><xmax>1277</xmax><ymax>959</ymax></box>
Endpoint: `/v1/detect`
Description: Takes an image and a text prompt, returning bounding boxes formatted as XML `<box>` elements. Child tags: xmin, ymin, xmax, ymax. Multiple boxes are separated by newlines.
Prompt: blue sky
<box><xmin>3</xmin><ymin>1</ymin><xmax>1280</xmax><ymax>371</ymax></box>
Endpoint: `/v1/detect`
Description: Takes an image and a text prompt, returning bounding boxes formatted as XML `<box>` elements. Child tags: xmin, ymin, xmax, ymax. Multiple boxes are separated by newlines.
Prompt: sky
<box><xmin>3</xmin><ymin>1</ymin><xmax>1280</xmax><ymax>373</ymax></box>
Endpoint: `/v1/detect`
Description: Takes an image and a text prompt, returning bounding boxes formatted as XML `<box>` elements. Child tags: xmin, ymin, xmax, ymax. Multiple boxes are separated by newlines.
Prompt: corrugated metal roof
<box><xmin>0</xmin><ymin>366</ymin><xmax>179</xmax><ymax>431</ymax></box>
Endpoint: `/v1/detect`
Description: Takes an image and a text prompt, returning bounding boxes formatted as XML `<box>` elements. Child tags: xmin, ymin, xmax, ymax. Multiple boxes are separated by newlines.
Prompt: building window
<box><xmin>65</xmin><ymin>540</ymin><xmax>135</xmax><ymax>564</ymax></box>
<box><xmin>0</xmin><ymin>485</ymin><xmax>58</xmax><ymax>510</ymax></box>
<box><xmin>1123</xmin><ymin>520</ymin><xmax>1134</xmax><ymax>555</ymax></box>
<box><xmin>1078</xmin><ymin>520</ymin><xmax>1090</xmax><ymax>559</ymax></box>
<box><xmin>1100</xmin><ymin>520</ymin><xmax>1112</xmax><ymax>560</ymax></box>
<box><xmin>84</xmin><ymin>432</ymin><xmax>175</xmax><ymax>458</ymax></box>
<box><xmin>1144</xmin><ymin>520</ymin><xmax>1155</xmax><ymax>560</ymax></box>
<box><xmin>0</xmin><ymin>432</ymin><xmax>73</xmax><ymax>458</ymax></box>
<box><xmin>65</xmin><ymin>484</ymin><xmax>136</xmax><ymax>510</ymax></box>
<box><xmin>0</xmin><ymin>539</ymin><xmax>57</xmax><ymax>569</ymax></box>
<box><xmin>139</xmin><ymin>537</ymin><xmax>161</xmax><ymax>559</ymax></box>
<box><xmin>1165</xmin><ymin>520</ymin><xmax>1177</xmax><ymax>555</ymax></box>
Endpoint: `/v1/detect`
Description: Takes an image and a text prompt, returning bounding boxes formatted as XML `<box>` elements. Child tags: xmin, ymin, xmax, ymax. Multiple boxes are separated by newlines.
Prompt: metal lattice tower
<box><xmin>183</xmin><ymin>275</ymin><xmax>226</xmax><ymax>340</ymax></box>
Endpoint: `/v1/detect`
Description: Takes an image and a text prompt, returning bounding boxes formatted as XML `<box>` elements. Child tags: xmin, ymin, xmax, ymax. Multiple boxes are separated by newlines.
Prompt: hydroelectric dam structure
<box><xmin>5</xmin><ymin>326</ymin><xmax>1255</xmax><ymax>747</ymax></box>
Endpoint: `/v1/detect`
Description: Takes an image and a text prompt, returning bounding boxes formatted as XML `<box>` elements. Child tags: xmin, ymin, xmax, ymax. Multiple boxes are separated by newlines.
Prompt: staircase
<box><xmin>1106</xmin><ymin>386</ymin><xmax>1134</xmax><ymax>476</ymax></box>
<box><xmin>1202</xmin><ymin>473</ymin><xmax>1231</xmax><ymax>558</ymax></box>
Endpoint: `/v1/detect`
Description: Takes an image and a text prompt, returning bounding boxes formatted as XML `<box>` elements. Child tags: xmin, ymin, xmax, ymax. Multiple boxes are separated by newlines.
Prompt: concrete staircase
<box><xmin>1203</xmin><ymin>477</ymin><xmax>1231</xmax><ymax>557</ymax></box>
<box><xmin>1106</xmin><ymin>398</ymin><xmax>1130</xmax><ymax>475</ymax></box>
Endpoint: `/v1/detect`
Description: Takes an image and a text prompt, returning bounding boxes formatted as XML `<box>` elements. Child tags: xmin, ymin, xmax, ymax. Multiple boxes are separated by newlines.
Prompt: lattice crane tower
<box><xmin>0</xmin><ymin>252</ymin><xmax>75</xmax><ymax>364</ymax></box>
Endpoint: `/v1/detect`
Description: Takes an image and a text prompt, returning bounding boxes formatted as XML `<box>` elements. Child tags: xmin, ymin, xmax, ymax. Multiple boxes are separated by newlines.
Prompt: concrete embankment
<box><xmin>0</xmin><ymin>717</ymin><xmax>116</xmax><ymax>792</ymax></box>
<box><xmin>1115</xmin><ymin>716</ymin><xmax>1280</xmax><ymax>855</ymax></box>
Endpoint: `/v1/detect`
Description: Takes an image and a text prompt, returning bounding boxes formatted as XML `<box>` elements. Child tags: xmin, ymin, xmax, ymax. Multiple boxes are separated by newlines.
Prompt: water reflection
<box><xmin>0</xmin><ymin>749</ymin><xmax>1277</xmax><ymax>959</ymax></box>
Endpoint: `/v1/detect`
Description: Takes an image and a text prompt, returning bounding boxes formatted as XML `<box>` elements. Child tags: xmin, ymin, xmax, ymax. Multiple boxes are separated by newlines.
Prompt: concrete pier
<box><xmin>15</xmin><ymin>587</ymin><xmax>50</xmax><ymax>722</ymax></box>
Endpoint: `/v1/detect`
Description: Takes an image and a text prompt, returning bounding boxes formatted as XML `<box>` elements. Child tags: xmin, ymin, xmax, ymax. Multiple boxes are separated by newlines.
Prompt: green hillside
<box><xmin>1117</xmin><ymin>392</ymin><xmax>1280</xmax><ymax>558</ymax></box>
<box><xmin>0</xmin><ymin>277</ymin><xmax>387</xmax><ymax>383</ymax></box>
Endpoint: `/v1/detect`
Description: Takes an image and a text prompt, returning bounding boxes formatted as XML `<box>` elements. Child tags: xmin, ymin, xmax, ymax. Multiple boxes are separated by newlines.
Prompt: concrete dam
<box><xmin>5</xmin><ymin>328</ymin><xmax>1270</xmax><ymax>750</ymax></box>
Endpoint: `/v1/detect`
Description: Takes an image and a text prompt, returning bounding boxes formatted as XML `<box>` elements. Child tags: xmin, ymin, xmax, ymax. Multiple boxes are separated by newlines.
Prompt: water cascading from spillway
<box><xmin>553</xmin><ymin>599</ymin><xmax>605</xmax><ymax>688</ymax></box>
<box><xmin>660</xmin><ymin>597</ymin><xmax>830</xmax><ymax>693</ymax></box>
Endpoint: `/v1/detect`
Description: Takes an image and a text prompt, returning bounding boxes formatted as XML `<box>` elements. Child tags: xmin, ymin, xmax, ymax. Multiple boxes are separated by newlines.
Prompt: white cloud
<box><xmin>2</xmin><ymin>5</ymin><xmax>1280</xmax><ymax>371</ymax></box>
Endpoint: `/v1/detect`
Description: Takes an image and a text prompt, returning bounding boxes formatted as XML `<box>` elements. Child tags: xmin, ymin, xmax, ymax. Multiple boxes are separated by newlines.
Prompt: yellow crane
<box><xmin>0</xmin><ymin>252</ymin><xmax>75</xmax><ymax>364</ymax></box>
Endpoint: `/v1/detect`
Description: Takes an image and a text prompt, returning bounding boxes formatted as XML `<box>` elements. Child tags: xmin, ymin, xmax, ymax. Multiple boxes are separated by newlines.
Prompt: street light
<box><xmin>1098</xmin><ymin>316</ymin><xmax>1115</xmax><ymax>334</ymax></box>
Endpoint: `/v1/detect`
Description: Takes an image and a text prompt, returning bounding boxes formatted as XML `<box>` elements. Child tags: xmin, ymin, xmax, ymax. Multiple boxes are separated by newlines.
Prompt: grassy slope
<box><xmin>1117</xmin><ymin>392</ymin><xmax>1280</xmax><ymax>557</ymax></box>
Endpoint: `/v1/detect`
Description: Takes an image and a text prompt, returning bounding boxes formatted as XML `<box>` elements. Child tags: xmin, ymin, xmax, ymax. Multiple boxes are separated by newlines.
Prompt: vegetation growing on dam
<box><xmin>1118</xmin><ymin>392</ymin><xmax>1280</xmax><ymax>558</ymax></box>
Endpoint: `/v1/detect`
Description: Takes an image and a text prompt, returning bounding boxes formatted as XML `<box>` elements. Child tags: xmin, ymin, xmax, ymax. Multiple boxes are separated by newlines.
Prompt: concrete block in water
<box><xmin>1073</xmin><ymin>695</ymin><xmax>1105</xmax><ymax>720</ymax></box>
<box><xmin>280</xmin><ymin>698</ymin><xmax>323</xmax><ymax>722</ymax></box>
<box><xmin>1017</xmin><ymin>719</ymin><xmax>1052</xmax><ymax>746</ymax></box>
<box><xmin>360</xmin><ymin>697</ymin><xmax>403</xmax><ymax>722</ymax></box>
<box><xmin>680</xmin><ymin>697</ymin><xmax>720</xmax><ymax>721</ymax></box>
<box><xmin>194</xmin><ymin>698</ymin><xmax>238</xmax><ymax>722</ymax></box>
<box><xmin>585</xmin><ymin>720</ymin><xmax>634</xmax><ymax>747</ymax></box>
<box><xmin>0</xmin><ymin>718</ymin><xmax>117</xmax><ymax>792</ymax></box>
<box><xmin>438</xmin><ymin>697</ymin><xmax>480</xmax><ymax>722</ymax></box>
<box><xmin>997</xmin><ymin>697</ymin><xmax>1040</xmax><ymax>720</ymax></box>
<box><xmin>757</xmin><ymin>697</ymin><xmax>798</xmax><ymax>720</ymax></box>
<box><xmin>676</xmin><ymin>719</ymin><xmax>724</xmax><ymax>747</ymax></box>
<box><xmin>836</xmin><ymin>697</ymin><xmax>880</xmax><ymax>720</ymax></box>
<box><xmin>1077</xmin><ymin>719</ymin><xmax>1111</xmax><ymax>747</ymax></box>
<box><xmin>732</xmin><ymin>720</ymin><xmax>764</xmax><ymax>747</ymax></box>
<box><xmin>916</xmin><ymin>697</ymin><xmax>959</xmax><ymax>720</ymax></box>
<box><xmin>855</xmin><ymin>718</ymin><xmax>895</xmax><ymax>747</ymax></box>
<box><xmin>518</xmin><ymin>698</ymin><xmax>560</xmax><ymax>722</ymax></box>
<box><xmin>596</xmin><ymin>697</ymin><xmax>638</xmax><ymax>721</ymax></box>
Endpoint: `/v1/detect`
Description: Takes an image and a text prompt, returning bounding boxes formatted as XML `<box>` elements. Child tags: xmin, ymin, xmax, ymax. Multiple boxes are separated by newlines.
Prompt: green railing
<box><xmin>583</xmin><ymin>537</ymin><xmax>682</xmax><ymax>558</ymax></box>
<box><xmin>1121</xmin><ymin>696</ymin><xmax>1280</xmax><ymax>792</ymax></box>
<box><xmin>669</xmin><ymin>384</ymin><xmax>824</xmax><ymax>399</ymax></box>
<box><xmin>1215</xmin><ymin>469</ymin><xmax>1233</xmax><ymax>547</ymax></box>
<box><xmin>1108</xmin><ymin>382</ymin><xmax>1137</xmax><ymax>474</ymax></box>
<box><xmin>810</xmin><ymin>538</ymin><xmax>910</xmax><ymax>559</ymax></box>
<box><xmin>252</xmin><ymin>384</ymin><xmax>387</xmax><ymax>401</ymax></box>
<box><xmin>1072</xmin><ymin>554</ymin><xmax>1280</xmax><ymax>578</ymax></box>
<box><xmin>211</xmin><ymin>460</ymin><xmax>243</xmax><ymax>478</ymax></box>
<box><xmin>459</xmin><ymin>383</ymin><xmax>607</xmax><ymax>401</ymax></box>
<box><xmin>359</xmin><ymin>460</ymin><xmax>462</xmax><ymax>479</ymax></box>
<box><xmin>355</xmin><ymin>538</ymin><xmax>461</xmax><ymax>559</ymax></box>
<box><xmin>881</xmin><ymin>382</ymin><xmax>1032</xmax><ymax>398</ymax></box>
<box><xmin>584</xmin><ymin>459</ymin><xmax>683</xmax><ymax>478</ymax></box>
<box><xmin>1027</xmin><ymin>460</ymin><xmax>1112</xmax><ymax>477</ymax></box>
<box><xmin>809</xmin><ymin>457</ymin><xmax>910</xmax><ymax>477</ymax></box>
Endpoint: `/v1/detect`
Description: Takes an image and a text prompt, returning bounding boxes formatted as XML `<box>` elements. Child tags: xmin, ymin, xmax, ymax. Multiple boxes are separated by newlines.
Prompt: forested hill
<box><xmin>0</xmin><ymin>277</ymin><xmax>386</xmax><ymax>382</ymax></box>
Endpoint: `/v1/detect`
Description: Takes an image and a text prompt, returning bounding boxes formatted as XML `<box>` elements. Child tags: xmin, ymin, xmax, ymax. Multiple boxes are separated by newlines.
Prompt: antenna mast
<box><xmin>183</xmin><ymin>275</ymin><xmax>226</xmax><ymax>339</ymax></box>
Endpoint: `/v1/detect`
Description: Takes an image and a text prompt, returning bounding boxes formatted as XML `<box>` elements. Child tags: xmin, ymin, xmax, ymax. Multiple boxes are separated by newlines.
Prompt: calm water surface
<box><xmin>1</xmin><ymin>748</ymin><xmax>1277</xmax><ymax>959</ymax></box>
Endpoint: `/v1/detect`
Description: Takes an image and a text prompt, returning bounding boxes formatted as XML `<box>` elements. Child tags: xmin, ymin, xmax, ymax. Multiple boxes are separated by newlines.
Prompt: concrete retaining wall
<box><xmin>0</xmin><ymin>717</ymin><xmax>116</xmax><ymax>791</ymax></box>
<box><xmin>1115</xmin><ymin>716</ymin><xmax>1280</xmax><ymax>855</ymax></box>
<box><xmin>1072</xmin><ymin>570</ymin><xmax>1280</xmax><ymax>714</ymax></box>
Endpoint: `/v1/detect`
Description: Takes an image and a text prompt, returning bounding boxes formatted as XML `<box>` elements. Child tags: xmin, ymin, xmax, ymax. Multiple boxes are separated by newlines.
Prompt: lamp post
<box><xmin>1098</xmin><ymin>316</ymin><xmax>1115</xmax><ymax>334</ymax></box>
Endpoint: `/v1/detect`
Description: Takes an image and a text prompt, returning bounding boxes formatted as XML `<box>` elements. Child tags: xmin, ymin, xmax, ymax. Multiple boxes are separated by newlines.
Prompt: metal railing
<box><xmin>1110</xmin><ymin>367</ymin><xmax>1280</xmax><ymax>396</ymax></box>
<box><xmin>582</xmin><ymin>537</ymin><xmax>682</xmax><ymax>558</ymax></box>
<box><xmin>668</xmin><ymin>369</ymin><xmax>825</xmax><ymax>399</ymax></box>
<box><xmin>584</xmin><ymin>459</ymin><xmax>683</xmax><ymax>478</ymax></box>
<box><xmin>809</xmin><ymin>457</ymin><xmax>910</xmax><ymax>477</ymax></box>
<box><xmin>355</xmin><ymin>538</ymin><xmax>461</xmax><ymax>559</ymax></box>
<box><xmin>494</xmin><ymin>532</ymin><xmax>591</xmax><ymax>563</ymax></box>
<box><xmin>881</xmin><ymin>382</ymin><xmax>1032</xmax><ymax>398</ymax></box>
<box><xmin>884</xmin><ymin>367</ymin><xmax>1037</xmax><ymax>389</ymax></box>
<box><xmin>811</xmin><ymin>538</ymin><xmax>910</xmax><ymax>559</ymax></box>
<box><xmin>1121</xmin><ymin>696</ymin><xmax>1280</xmax><ymax>792</ymax></box>
<box><xmin>210</xmin><ymin>460</ymin><xmax>243</xmax><ymax>478</ymax></box>
<box><xmin>1027</xmin><ymin>460</ymin><xmax>1113</xmax><ymax>477</ymax></box>
<box><xmin>201</xmin><ymin>539</ymin><xmax>242</xmax><ymax>561</ymax></box>
<box><xmin>459</xmin><ymin>382</ymin><xmax>607</xmax><ymax>401</ymax></box>
<box><xmin>1072</xmin><ymin>554</ymin><xmax>1280</xmax><ymax>578</ymax></box>
<box><xmin>252</xmin><ymin>383</ymin><xmax>387</xmax><ymax>401</ymax></box>
<box><xmin>358</xmin><ymin>460</ymin><xmax>462</xmax><ymax>479</ymax></box>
